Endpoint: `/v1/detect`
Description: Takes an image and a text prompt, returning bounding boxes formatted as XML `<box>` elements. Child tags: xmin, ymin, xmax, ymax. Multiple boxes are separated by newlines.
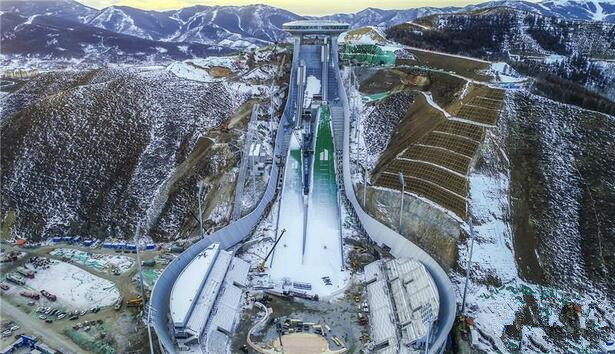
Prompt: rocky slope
<box><xmin>0</xmin><ymin>49</ymin><xmax>289</xmax><ymax>241</ymax></box>
<box><xmin>450</xmin><ymin>90</ymin><xmax>615</xmax><ymax>353</ymax></box>
<box><xmin>344</xmin><ymin>36</ymin><xmax>614</xmax><ymax>350</ymax></box>
<box><xmin>388</xmin><ymin>7</ymin><xmax>615</xmax><ymax>59</ymax></box>
<box><xmin>355</xmin><ymin>78</ymin><xmax>615</xmax><ymax>353</ymax></box>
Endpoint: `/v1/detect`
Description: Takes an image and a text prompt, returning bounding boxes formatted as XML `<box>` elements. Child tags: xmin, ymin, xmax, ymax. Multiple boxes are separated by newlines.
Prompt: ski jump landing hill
<box><xmin>150</xmin><ymin>20</ymin><xmax>455</xmax><ymax>354</ymax></box>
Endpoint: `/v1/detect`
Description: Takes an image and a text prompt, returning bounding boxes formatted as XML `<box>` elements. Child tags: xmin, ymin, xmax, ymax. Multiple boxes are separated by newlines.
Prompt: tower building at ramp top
<box><xmin>282</xmin><ymin>20</ymin><xmax>349</xmax><ymax>35</ymax></box>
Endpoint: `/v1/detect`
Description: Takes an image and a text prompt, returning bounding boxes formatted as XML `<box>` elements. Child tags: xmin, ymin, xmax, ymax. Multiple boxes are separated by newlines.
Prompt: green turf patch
<box><xmin>340</xmin><ymin>45</ymin><xmax>396</xmax><ymax>66</ymax></box>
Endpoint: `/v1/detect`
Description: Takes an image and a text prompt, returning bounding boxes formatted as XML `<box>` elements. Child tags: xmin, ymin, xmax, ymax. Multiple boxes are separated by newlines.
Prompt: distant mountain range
<box><xmin>1</xmin><ymin>0</ymin><xmax>614</xmax><ymax>63</ymax></box>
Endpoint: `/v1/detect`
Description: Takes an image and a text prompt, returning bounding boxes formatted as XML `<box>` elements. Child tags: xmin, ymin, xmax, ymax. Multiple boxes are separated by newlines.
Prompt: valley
<box><xmin>1</xmin><ymin>1</ymin><xmax>614</xmax><ymax>353</ymax></box>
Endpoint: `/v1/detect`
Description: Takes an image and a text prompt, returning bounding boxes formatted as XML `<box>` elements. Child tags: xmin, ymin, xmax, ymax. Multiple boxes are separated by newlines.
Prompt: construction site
<box><xmin>0</xmin><ymin>237</ymin><xmax>170</xmax><ymax>353</ymax></box>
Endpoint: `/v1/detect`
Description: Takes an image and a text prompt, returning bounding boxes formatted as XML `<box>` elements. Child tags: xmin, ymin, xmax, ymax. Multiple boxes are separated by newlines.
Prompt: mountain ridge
<box><xmin>1</xmin><ymin>0</ymin><xmax>614</xmax><ymax>65</ymax></box>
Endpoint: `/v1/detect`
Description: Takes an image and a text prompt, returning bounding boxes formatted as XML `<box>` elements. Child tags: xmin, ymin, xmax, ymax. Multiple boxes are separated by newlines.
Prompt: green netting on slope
<box><xmin>313</xmin><ymin>105</ymin><xmax>336</xmax><ymax>202</ymax></box>
<box><xmin>340</xmin><ymin>44</ymin><xmax>396</xmax><ymax>66</ymax></box>
<box><xmin>52</xmin><ymin>249</ymin><xmax>106</xmax><ymax>271</ymax></box>
<box><xmin>64</xmin><ymin>329</ymin><xmax>116</xmax><ymax>354</ymax></box>
<box><xmin>141</xmin><ymin>268</ymin><xmax>162</xmax><ymax>289</ymax></box>
<box><xmin>477</xmin><ymin>283</ymin><xmax>577</xmax><ymax>327</ymax></box>
<box><xmin>367</xmin><ymin>92</ymin><xmax>390</xmax><ymax>101</ymax></box>
<box><xmin>365</xmin><ymin>87</ymin><xmax>406</xmax><ymax>102</ymax></box>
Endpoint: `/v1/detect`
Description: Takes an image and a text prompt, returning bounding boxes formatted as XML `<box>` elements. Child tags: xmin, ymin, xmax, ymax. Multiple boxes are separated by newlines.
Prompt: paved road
<box><xmin>1</xmin><ymin>298</ymin><xmax>86</xmax><ymax>353</ymax></box>
<box><xmin>232</xmin><ymin>103</ymin><xmax>260</xmax><ymax>221</ymax></box>
<box><xmin>405</xmin><ymin>45</ymin><xmax>491</xmax><ymax>63</ymax></box>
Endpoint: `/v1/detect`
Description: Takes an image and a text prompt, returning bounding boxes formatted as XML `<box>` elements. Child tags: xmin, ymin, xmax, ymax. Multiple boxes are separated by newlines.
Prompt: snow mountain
<box><xmin>2</xmin><ymin>0</ymin><xmax>614</xmax><ymax>62</ymax></box>
<box><xmin>86</xmin><ymin>4</ymin><xmax>300</xmax><ymax>48</ymax></box>
<box><xmin>0</xmin><ymin>0</ymin><xmax>97</xmax><ymax>22</ymax></box>
<box><xmin>0</xmin><ymin>12</ymin><xmax>229</xmax><ymax>64</ymax></box>
<box><xmin>87</xmin><ymin>5</ymin><xmax>182</xmax><ymax>41</ymax></box>
<box><xmin>319</xmin><ymin>7</ymin><xmax>462</xmax><ymax>28</ymax></box>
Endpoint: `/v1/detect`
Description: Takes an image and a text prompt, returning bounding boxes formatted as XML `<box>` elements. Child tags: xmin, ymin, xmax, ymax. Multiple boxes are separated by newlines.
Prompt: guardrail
<box><xmin>150</xmin><ymin>52</ymin><xmax>299</xmax><ymax>353</ymax></box>
<box><xmin>329</xmin><ymin>41</ymin><xmax>456</xmax><ymax>353</ymax></box>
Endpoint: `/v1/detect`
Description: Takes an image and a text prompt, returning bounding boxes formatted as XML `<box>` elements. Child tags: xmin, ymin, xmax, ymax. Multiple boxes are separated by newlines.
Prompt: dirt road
<box><xmin>0</xmin><ymin>298</ymin><xmax>86</xmax><ymax>353</ymax></box>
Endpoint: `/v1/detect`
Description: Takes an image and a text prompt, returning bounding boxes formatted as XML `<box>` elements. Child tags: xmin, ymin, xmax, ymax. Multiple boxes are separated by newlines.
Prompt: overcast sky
<box><xmin>80</xmin><ymin>0</ymin><xmax>505</xmax><ymax>15</ymax></box>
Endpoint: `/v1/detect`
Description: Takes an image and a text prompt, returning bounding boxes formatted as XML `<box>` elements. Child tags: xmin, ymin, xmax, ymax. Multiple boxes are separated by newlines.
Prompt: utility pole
<box><xmin>398</xmin><ymin>172</ymin><xmax>405</xmax><ymax>233</ymax></box>
<box><xmin>197</xmin><ymin>182</ymin><xmax>205</xmax><ymax>239</ymax></box>
<box><xmin>133</xmin><ymin>225</ymin><xmax>154</xmax><ymax>354</ymax></box>
<box><xmin>362</xmin><ymin>166</ymin><xmax>368</xmax><ymax>208</ymax></box>
<box><xmin>134</xmin><ymin>225</ymin><xmax>146</xmax><ymax>304</ymax></box>
<box><xmin>146</xmin><ymin>306</ymin><xmax>155</xmax><ymax>354</ymax></box>
<box><xmin>461</xmin><ymin>220</ymin><xmax>475</xmax><ymax>314</ymax></box>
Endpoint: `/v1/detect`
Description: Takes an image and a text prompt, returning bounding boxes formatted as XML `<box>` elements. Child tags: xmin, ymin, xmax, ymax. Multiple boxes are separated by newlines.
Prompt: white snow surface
<box><xmin>490</xmin><ymin>62</ymin><xmax>525</xmax><ymax>83</ymax></box>
<box><xmin>544</xmin><ymin>54</ymin><xmax>565</xmax><ymax>64</ymax></box>
<box><xmin>26</xmin><ymin>260</ymin><xmax>120</xmax><ymax>310</ymax></box>
<box><xmin>303</xmin><ymin>75</ymin><xmax>321</xmax><ymax>109</ymax></box>
<box><xmin>167</xmin><ymin>61</ymin><xmax>214</xmax><ymax>82</ymax></box>
<box><xmin>338</xmin><ymin>26</ymin><xmax>388</xmax><ymax>45</ymax></box>
<box><xmin>454</xmin><ymin>126</ymin><xmax>606</xmax><ymax>353</ymax></box>
<box><xmin>267</xmin><ymin>134</ymin><xmax>348</xmax><ymax>297</ymax></box>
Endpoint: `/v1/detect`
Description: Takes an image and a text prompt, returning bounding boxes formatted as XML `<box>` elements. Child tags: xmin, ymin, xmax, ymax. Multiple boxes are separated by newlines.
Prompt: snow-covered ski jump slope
<box><xmin>268</xmin><ymin>44</ymin><xmax>347</xmax><ymax>297</ymax></box>
<box><xmin>151</xmin><ymin>40</ymin><xmax>455</xmax><ymax>354</ymax></box>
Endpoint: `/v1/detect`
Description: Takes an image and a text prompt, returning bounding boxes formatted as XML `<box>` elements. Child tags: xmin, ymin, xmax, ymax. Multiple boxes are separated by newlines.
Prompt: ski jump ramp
<box><xmin>150</xmin><ymin>21</ymin><xmax>455</xmax><ymax>354</ymax></box>
<box><xmin>268</xmin><ymin>44</ymin><xmax>347</xmax><ymax>297</ymax></box>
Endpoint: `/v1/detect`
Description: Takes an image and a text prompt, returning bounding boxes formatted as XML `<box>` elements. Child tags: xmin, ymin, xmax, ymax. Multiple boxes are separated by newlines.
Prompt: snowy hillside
<box><xmin>0</xmin><ymin>48</ymin><xmax>288</xmax><ymax>241</ymax></box>
<box><xmin>387</xmin><ymin>7</ymin><xmax>615</xmax><ymax>101</ymax></box>
<box><xmin>451</xmin><ymin>90</ymin><xmax>615</xmax><ymax>353</ymax></box>
<box><xmin>389</xmin><ymin>7</ymin><xmax>614</xmax><ymax>59</ymax></box>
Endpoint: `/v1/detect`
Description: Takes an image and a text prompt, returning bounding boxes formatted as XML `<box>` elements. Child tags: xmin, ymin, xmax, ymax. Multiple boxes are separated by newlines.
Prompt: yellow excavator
<box><xmin>256</xmin><ymin>229</ymin><xmax>286</xmax><ymax>272</ymax></box>
<box><xmin>127</xmin><ymin>295</ymin><xmax>147</xmax><ymax>308</ymax></box>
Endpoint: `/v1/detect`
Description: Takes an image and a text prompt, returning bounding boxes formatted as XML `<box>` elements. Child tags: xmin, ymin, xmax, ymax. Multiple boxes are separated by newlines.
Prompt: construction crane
<box><xmin>257</xmin><ymin>229</ymin><xmax>287</xmax><ymax>272</ymax></box>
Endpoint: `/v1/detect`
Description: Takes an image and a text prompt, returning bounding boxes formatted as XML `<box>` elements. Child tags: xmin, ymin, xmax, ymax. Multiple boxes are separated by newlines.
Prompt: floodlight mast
<box><xmin>133</xmin><ymin>224</ymin><xmax>154</xmax><ymax>354</ymax></box>
<box><xmin>398</xmin><ymin>172</ymin><xmax>406</xmax><ymax>232</ymax></box>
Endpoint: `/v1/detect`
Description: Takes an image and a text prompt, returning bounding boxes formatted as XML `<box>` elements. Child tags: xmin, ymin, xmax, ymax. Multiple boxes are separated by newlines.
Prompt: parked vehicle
<box><xmin>40</xmin><ymin>290</ymin><xmax>57</xmax><ymax>301</ymax></box>
<box><xmin>16</xmin><ymin>267</ymin><xmax>34</xmax><ymax>279</ymax></box>
<box><xmin>20</xmin><ymin>291</ymin><xmax>40</xmax><ymax>300</ymax></box>
<box><xmin>6</xmin><ymin>274</ymin><xmax>25</xmax><ymax>285</ymax></box>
